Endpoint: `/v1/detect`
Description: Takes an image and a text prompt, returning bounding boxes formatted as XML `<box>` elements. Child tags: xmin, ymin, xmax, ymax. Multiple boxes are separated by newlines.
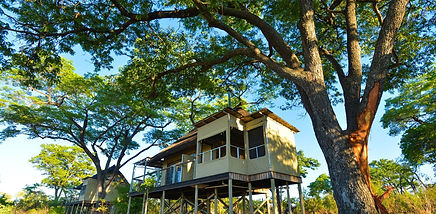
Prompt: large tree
<box><xmin>30</xmin><ymin>144</ymin><xmax>96</xmax><ymax>201</ymax></box>
<box><xmin>0</xmin><ymin>57</ymin><xmax>174</xmax><ymax>200</ymax></box>
<box><xmin>1</xmin><ymin>0</ymin><xmax>434</xmax><ymax>212</ymax></box>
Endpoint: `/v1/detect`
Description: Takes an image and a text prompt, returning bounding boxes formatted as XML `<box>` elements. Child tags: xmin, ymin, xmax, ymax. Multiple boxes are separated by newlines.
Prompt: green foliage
<box><xmin>15</xmin><ymin>184</ymin><xmax>49</xmax><ymax>211</ymax></box>
<box><xmin>113</xmin><ymin>185</ymin><xmax>159</xmax><ymax>214</ymax></box>
<box><xmin>304</xmin><ymin>193</ymin><xmax>338</xmax><ymax>214</ymax></box>
<box><xmin>382</xmin><ymin>185</ymin><xmax>436</xmax><ymax>214</ymax></box>
<box><xmin>308</xmin><ymin>173</ymin><xmax>333</xmax><ymax>198</ymax></box>
<box><xmin>0</xmin><ymin>56</ymin><xmax>178</xmax><ymax>199</ymax></box>
<box><xmin>0</xmin><ymin>193</ymin><xmax>12</xmax><ymax>207</ymax></box>
<box><xmin>370</xmin><ymin>159</ymin><xmax>421</xmax><ymax>194</ymax></box>
<box><xmin>29</xmin><ymin>144</ymin><xmax>96</xmax><ymax>201</ymax></box>
<box><xmin>381</xmin><ymin>71</ymin><xmax>436</xmax><ymax>171</ymax></box>
<box><xmin>297</xmin><ymin>150</ymin><xmax>321</xmax><ymax>178</ymax></box>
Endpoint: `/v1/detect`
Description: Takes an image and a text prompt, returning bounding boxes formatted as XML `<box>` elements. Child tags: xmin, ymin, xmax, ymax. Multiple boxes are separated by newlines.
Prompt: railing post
<box><xmin>172</xmin><ymin>166</ymin><xmax>176</xmax><ymax>184</ymax></box>
<box><xmin>130</xmin><ymin>164</ymin><xmax>136</xmax><ymax>192</ymax></box>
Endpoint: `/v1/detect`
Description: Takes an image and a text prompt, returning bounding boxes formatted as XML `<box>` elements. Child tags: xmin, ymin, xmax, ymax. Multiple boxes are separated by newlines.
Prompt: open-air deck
<box><xmin>128</xmin><ymin>107</ymin><xmax>305</xmax><ymax>214</ymax></box>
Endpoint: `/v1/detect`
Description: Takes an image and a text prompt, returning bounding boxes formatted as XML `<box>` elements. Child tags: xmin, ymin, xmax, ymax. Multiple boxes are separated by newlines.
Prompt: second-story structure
<box><xmin>129</xmin><ymin>107</ymin><xmax>304</xmax><ymax>214</ymax></box>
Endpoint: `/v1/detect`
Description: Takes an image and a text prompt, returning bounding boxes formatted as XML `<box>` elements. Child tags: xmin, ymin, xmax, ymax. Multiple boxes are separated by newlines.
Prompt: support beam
<box><xmin>194</xmin><ymin>185</ymin><xmax>199</xmax><ymax>214</ymax></box>
<box><xmin>214</xmin><ymin>188</ymin><xmax>218</xmax><ymax>214</ymax></box>
<box><xmin>266</xmin><ymin>192</ymin><xmax>271</xmax><ymax>214</ymax></box>
<box><xmin>242</xmin><ymin>193</ymin><xmax>246</xmax><ymax>214</ymax></box>
<box><xmin>228</xmin><ymin>178</ymin><xmax>233</xmax><ymax>214</ymax></box>
<box><xmin>286</xmin><ymin>183</ymin><xmax>292</xmax><ymax>214</ymax></box>
<box><xmin>298</xmin><ymin>183</ymin><xmax>305</xmax><ymax>214</ymax></box>
<box><xmin>160</xmin><ymin>191</ymin><xmax>166</xmax><ymax>214</ymax></box>
<box><xmin>80</xmin><ymin>201</ymin><xmax>84</xmax><ymax>214</ymax></box>
<box><xmin>127</xmin><ymin>196</ymin><xmax>132</xmax><ymax>214</ymax></box>
<box><xmin>248</xmin><ymin>182</ymin><xmax>254</xmax><ymax>214</ymax></box>
<box><xmin>271</xmin><ymin>178</ymin><xmax>279</xmax><ymax>214</ymax></box>
<box><xmin>277</xmin><ymin>186</ymin><xmax>282</xmax><ymax>213</ymax></box>
<box><xmin>180</xmin><ymin>193</ymin><xmax>184</xmax><ymax>214</ymax></box>
<box><xmin>142</xmin><ymin>189</ymin><xmax>149</xmax><ymax>214</ymax></box>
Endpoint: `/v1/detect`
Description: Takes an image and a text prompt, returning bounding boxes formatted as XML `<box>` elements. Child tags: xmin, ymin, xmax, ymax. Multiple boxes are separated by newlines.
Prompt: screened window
<box><xmin>248</xmin><ymin>126</ymin><xmax>265</xmax><ymax>159</ymax></box>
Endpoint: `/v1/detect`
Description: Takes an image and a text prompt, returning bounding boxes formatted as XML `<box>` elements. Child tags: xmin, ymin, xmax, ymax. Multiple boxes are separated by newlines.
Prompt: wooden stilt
<box><xmin>271</xmin><ymin>178</ymin><xmax>278</xmax><ymax>214</ymax></box>
<box><xmin>142</xmin><ymin>188</ymin><xmax>149</xmax><ymax>214</ymax></box>
<box><xmin>194</xmin><ymin>185</ymin><xmax>199</xmax><ymax>214</ymax></box>
<box><xmin>179</xmin><ymin>193</ymin><xmax>184</xmax><ymax>214</ymax></box>
<box><xmin>127</xmin><ymin>196</ymin><xmax>132</xmax><ymax>214</ymax></box>
<box><xmin>242</xmin><ymin>193</ymin><xmax>246</xmax><ymax>214</ymax></box>
<box><xmin>298</xmin><ymin>183</ymin><xmax>305</xmax><ymax>214</ymax></box>
<box><xmin>286</xmin><ymin>183</ymin><xmax>292</xmax><ymax>214</ymax></box>
<box><xmin>277</xmin><ymin>186</ymin><xmax>282</xmax><ymax>214</ymax></box>
<box><xmin>266</xmin><ymin>192</ymin><xmax>271</xmax><ymax>214</ymax></box>
<box><xmin>160</xmin><ymin>190</ymin><xmax>166</xmax><ymax>214</ymax></box>
<box><xmin>228</xmin><ymin>178</ymin><xmax>233</xmax><ymax>214</ymax></box>
<box><xmin>214</xmin><ymin>188</ymin><xmax>218</xmax><ymax>214</ymax></box>
<box><xmin>80</xmin><ymin>201</ymin><xmax>84</xmax><ymax>214</ymax></box>
<box><xmin>206</xmin><ymin>198</ymin><xmax>211</xmax><ymax>214</ymax></box>
<box><xmin>248</xmin><ymin>182</ymin><xmax>253</xmax><ymax>214</ymax></box>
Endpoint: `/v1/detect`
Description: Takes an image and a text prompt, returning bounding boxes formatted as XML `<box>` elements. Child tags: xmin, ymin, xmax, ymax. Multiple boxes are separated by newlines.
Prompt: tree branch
<box><xmin>218</xmin><ymin>7</ymin><xmax>301</xmax><ymax>68</ymax></box>
<box><xmin>361</xmin><ymin>0</ymin><xmax>409</xmax><ymax>110</ymax></box>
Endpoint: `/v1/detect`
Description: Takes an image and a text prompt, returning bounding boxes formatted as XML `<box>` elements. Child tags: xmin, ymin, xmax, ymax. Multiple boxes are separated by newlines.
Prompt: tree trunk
<box><xmin>296</xmin><ymin>82</ymin><xmax>379</xmax><ymax>213</ymax></box>
<box><xmin>96</xmin><ymin>174</ymin><xmax>107</xmax><ymax>200</ymax></box>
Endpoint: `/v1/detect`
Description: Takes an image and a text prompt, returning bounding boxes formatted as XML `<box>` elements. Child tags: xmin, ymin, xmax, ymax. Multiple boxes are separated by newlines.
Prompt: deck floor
<box><xmin>130</xmin><ymin>171</ymin><xmax>301</xmax><ymax>200</ymax></box>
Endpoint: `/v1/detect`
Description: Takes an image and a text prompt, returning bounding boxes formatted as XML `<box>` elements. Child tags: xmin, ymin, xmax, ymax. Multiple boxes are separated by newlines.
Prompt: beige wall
<box><xmin>79</xmin><ymin>176</ymin><xmax>127</xmax><ymax>202</ymax></box>
<box><xmin>266</xmin><ymin>117</ymin><xmax>299</xmax><ymax>176</ymax></box>
<box><xmin>196</xmin><ymin>157</ymin><xmax>230</xmax><ymax>178</ymax></box>
<box><xmin>228</xmin><ymin>157</ymin><xmax>247</xmax><ymax>174</ymax></box>
<box><xmin>197</xmin><ymin>115</ymin><xmax>228</xmax><ymax>141</ymax></box>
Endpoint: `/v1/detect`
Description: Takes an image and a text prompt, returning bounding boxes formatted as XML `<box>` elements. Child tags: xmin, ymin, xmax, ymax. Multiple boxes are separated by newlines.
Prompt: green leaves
<box><xmin>29</xmin><ymin>144</ymin><xmax>96</xmax><ymax>200</ymax></box>
<box><xmin>381</xmin><ymin>71</ymin><xmax>436</xmax><ymax>169</ymax></box>
<box><xmin>297</xmin><ymin>150</ymin><xmax>321</xmax><ymax>178</ymax></box>
<box><xmin>370</xmin><ymin>159</ymin><xmax>420</xmax><ymax>194</ymax></box>
<box><xmin>308</xmin><ymin>173</ymin><xmax>332</xmax><ymax>197</ymax></box>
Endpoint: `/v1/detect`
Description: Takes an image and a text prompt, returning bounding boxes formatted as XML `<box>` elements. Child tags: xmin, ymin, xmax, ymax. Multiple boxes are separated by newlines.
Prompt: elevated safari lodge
<box><xmin>128</xmin><ymin>107</ymin><xmax>305</xmax><ymax>214</ymax></box>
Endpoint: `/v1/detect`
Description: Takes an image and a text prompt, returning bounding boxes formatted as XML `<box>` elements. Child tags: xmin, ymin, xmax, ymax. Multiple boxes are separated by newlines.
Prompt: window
<box><xmin>248</xmin><ymin>126</ymin><xmax>265</xmax><ymax>159</ymax></box>
<box><xmin>198</xmin><ymin>132</ymin><xmax>226</xmax><ymax>163</ymax></box>
<box><xmin>230</xmin><ymin>128</ymin><xmax>245</xmax><ymax>159</ymax></box>
<box><xmin>165</xmin><ymin>163</ymin><xmax>182</xmax><ymax>185</ymax></box>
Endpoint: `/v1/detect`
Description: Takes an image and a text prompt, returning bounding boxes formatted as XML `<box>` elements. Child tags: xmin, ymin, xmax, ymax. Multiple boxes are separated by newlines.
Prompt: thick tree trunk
<box><xmin>318</xmin><ymin>133</ymin><xmax>377</xmax><ymax>213</ymax></box>
<box><xmin>301</xmin><ymin>91</ymin><xmax>379</xmax><ymax>213</ymax></box>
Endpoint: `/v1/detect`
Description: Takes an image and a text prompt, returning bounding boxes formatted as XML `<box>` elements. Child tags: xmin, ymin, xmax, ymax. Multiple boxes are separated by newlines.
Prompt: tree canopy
<box><xmin>381</xmin><ymin>71</ymin><xmax>436</xmax><ymax>172</ymax></box>
<box><xmin>1</xmin><ymin>0</ymin><xmax>435</xmax><ymax>212</ymax></box>
<box><xmin>29</xmin><ymin>144</ymin><xmax>95</xmax><ymax>201</ymax></box>
<box><xmin>0</xmin><ymin>57</ymin><xmax>176</xmax><ymax>199</ymax></box>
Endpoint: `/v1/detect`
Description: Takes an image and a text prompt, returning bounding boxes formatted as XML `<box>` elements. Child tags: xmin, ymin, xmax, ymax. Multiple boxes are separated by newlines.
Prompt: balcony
<box><xmin>130</xmin><ymin>159</ymin><xmax>195</xmax><ymax>192</ymax></box>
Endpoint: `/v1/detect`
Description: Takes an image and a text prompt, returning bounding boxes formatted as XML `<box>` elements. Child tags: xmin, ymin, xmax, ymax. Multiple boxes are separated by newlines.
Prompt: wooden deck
<box><xmin>129</xmin><ymin>171</ymin><xmax>301</xmax><ymax>200</ymax></box>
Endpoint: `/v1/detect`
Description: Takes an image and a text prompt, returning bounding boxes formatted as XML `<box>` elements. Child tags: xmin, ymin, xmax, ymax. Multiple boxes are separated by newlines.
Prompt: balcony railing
<box><xmin>130</xmin><ymin>159</ymin><xmax>195</xmax><ymax>192</ymax></box>
<box><xmin>248</xmin><ymin>144</ymin><xmax>266</xmax><ymax>159</ymax></box>
<box><xmin>198</xmin><ymin>145</ymin><xmax>246</xmax><ymax>163</ymax></box>
<box><xmin>230</xmin><ymin>145</ymin><xmax>245</xmax><ymax>159</ymax></box>
<box><xmin>198</xmin><ymin>145</ymin><xmax>226</xmax><ymax>163</ymax></box>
